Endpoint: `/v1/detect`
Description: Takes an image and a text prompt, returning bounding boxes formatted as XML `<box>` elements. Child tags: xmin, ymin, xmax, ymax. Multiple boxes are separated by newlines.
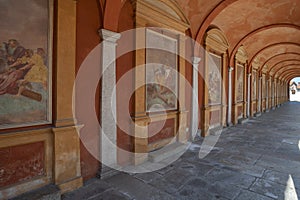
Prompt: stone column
<box><xmin>191</xmin><ymin>57</ymin><xmax>201</xmax><ymax>139</ymax></box>
<box><xmin>266</xmin><ymin>79</ymin><xmax>269</xmax><ymax>111</ymax></box>
<box><xmin>247</xmin><ymin>73</ymin><xmax>251</xmax><ymax>117</ymax></box>
<box><xmin>99</xmin><ymin>29</ymin><xmax>121</xmax><ymax>177</ymax></box>
<box><xmin>274</xmin><ymin>79</ymin><xmax>278</xmax><ymax>107</ymax></box>
<box><xmin>271</xmin><ymin>80</ymin><xmax>275</xmax><ymax>109</ymax></box>
<box><xmin>227</xmin><ymin>66</ymin><xmax>234</xmax><ymax>126</ymax></box>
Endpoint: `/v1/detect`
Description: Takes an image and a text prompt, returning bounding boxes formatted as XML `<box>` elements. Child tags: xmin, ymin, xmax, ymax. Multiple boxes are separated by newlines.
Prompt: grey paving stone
<box><xmin>263</xmin><ymin>170</ymin><xmax>291</xmax><ymax>185</ymax></box>
<box><xmin>176</xmin><ymin>159</ymin><xmax>215</xmax><ymax>177</ymax></box>
<box><xmin>177</xmin><ymin>185</ymin><xmax>222</xmax><ymax>200</ymax></box>
<box><xmin>293</xmin><ymin>178</ymin><xmax>300</xmax><ymax>190</ymax></box>
<box><xmin>52</xmin><ymin>102</ymin><xmax>300</xmax><ymax>200</ymax></box>
<box><xmin>207</xmin><ymin>181</ymin><xmax>241</xmax><ymax>199</ymax></box>
<box><xmin>235</xmin><ymin>190</ymin><xmax>274</xmax><ymax>200</ymax></box>
<box><xmin>154</xmin><ymin>163</ymin><xmax>175</xmax><ymax>175</ymax></box>
<box><xmin>249</xmin><ymin>178</ymin><xmax>286</xmax><ymax>199</ymax></box>
<box><xmin>255</xmin><ymin>155</ymin><xmax>300</xmax><ymax>176</ymax></box>
<box><xmin>133</xmin><ymin>171</ymin><xmax>163</xmax><ymax>183</ymax></box>
<box><xmin>88</xmin><ymin>189</ymin><xmax>132</xmax><ymax>200</ymax></box>
<box><xmin>149</xmin><ymin>168</ymin><xmax>194</xmax><ymax>194</ymax></box>
<box><xmin>232</xmin><ymin>163</ymin><xmax>266</xmax><ymax>178</ymax></box>
<box><xmin>62</xmin><ymin>179</ymin><xmax>111</xmax><ymax>200</ymax></box>
<box><xmin>204</xmin><ymin>167</ymin><xmax>256</xmax><ymax>189</ymax></box>
<box><xmin>177</xmin><ymin>178</ymin><xmax>231</xmax><ymax>200</ymax></box>
<box><xmin>105</xmin><ymin>173</ymin><xmax>176</xmax><ymax>200</ymax></box>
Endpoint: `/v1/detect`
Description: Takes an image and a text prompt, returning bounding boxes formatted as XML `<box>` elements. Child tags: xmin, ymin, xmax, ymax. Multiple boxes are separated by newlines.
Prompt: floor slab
<box><xmin>62</xmin><ymin>102</ymin><xmax>300</xmax><ymax>200</ymax></box>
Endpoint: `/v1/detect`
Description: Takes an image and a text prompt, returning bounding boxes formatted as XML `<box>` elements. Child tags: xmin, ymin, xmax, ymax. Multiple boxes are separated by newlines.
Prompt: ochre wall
<box><xmin>1</xmin><ymin>1</ymin><xmax>82</xmax><ymax>199</ymax></box>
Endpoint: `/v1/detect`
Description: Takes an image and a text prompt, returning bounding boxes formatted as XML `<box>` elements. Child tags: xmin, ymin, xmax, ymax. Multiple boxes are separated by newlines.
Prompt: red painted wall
<box><xmin>76</xmin><ymin>0</ymin><xmax>102</xmax><ymax>181</ymax></box>
<box><xmin>0</xmin><ymin>142</ymin><xmax>45</xmax><ymax>188</ymax></box>
<box><xmin>116</xmin><ymin>1</ymin><xmax>135</xmax><ymax>164</ymax></box>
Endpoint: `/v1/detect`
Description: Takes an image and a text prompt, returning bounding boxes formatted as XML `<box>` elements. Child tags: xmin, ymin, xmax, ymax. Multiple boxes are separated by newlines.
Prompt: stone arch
<box><xmin>194</xmin><ymin>0</ymin><xmax>238</xmax><ymax>48</ymax></box>
<box><xmin>265</xmin><ymin>53</ymin><xmax>300</xmax><ymax>74</ymax></box>
<box><xmin>230</xmin><ymin>24</ymin><xmax>300</xmax><ymax>67</ymax></box>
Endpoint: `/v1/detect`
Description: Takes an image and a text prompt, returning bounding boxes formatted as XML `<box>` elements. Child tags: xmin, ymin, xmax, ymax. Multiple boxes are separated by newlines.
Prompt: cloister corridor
<box><xmin>2</xmin><ymin>1</ymin><xmax>300</xmax><ymax>199</ymax></box>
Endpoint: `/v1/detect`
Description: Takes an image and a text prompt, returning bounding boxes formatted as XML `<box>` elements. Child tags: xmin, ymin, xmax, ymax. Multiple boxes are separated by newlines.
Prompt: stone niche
<box><xmin>130</xmin><ymin>0</ymin><xmax>190</xmax><ymax>164</ymax></box>
<box><xmin>202</xmin><ymin>28</ymin><xmax>228</xmax><ymax>136</ymax></box>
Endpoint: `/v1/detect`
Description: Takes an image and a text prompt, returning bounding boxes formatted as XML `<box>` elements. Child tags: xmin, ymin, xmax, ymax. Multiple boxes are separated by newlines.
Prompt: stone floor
<box><xmin>62</xmin><ymin>102</ymin><xmax>300</xmax><ymax>200</ymax></box>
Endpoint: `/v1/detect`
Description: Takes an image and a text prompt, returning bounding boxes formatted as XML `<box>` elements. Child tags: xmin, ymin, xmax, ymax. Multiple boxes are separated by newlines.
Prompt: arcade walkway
<box><xmin>63</xmin><ymin>102</ymin><xmax>300</xmax><ymax>200</ymax></box>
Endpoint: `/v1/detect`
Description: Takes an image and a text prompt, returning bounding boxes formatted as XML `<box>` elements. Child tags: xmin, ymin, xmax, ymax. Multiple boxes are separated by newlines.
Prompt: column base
<box><xmin>58</xmin><ymin>176</ymin><xmax>83</xmax><ymax>194</ymax></box>
<box><xmin>238</xmin><ymin>118</ymin><xmax>249</xmax><ymax>124</ymax></box>
<box><xmin>98</xmin><ymin>165</ymin><xmax>120</xmax><ymax>180</ymax></box>
<box><xmin>208</xmin><ymin>126</ymin><xmax>223</xmax><ymax>136</ymax></box>
<box><xmin>254</xmin><ymin>112</ymin><xmax>262</xmax><ymax>117</ymax></box>
<box><xmin>227</xmin><ymin>122</ymin><xmax>233</xmax><ymax>127</ymax></box>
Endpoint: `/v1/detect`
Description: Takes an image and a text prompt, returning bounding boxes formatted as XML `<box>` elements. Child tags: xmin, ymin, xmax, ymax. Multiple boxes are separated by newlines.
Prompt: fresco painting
<box><xmin>262</xmin><ymin>74</ymin><xmax>266</xmax><ymax>99</ymax></box>
<box><xmin>252</xmin><ymin>70</ymin><xmax>257</xmax><ymax>100</ymax></box>
<box><xmin>146</xmin><ymin>29</ymin><xmax>178</xmax><ymax>112</ymax></box>
<box><xmin>236</xmin><ymin>64</ymin><xmax>244</xmax><ymax>102</ymax></box>
<box><xmin>0</xmin><ymin>0</ymin><xmax>52</xmax><ymax>128</ymax></box>
<box><xmin>207</xmin><ymin>53</ymin><xmax>222</xmax><ymax>105</ymax></box>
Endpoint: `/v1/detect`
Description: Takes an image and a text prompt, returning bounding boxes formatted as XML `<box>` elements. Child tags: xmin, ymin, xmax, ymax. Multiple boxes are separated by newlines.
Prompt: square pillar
<box><xmin>99</xmin><ymin>29</ymin><xmax>121</xmax><ymax>175</ymax></box>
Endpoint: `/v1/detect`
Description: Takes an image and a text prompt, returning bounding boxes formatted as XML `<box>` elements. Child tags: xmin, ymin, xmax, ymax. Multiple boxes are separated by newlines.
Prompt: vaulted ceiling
<box><xmin>175</xmin><ymin>0</ymin><xmax>300</xmax><ymax>81</ymax></box>
<box><xmin>103</xmin><ymin>0</ymin><xmax>300</xmax><ymax>81</ymax></box>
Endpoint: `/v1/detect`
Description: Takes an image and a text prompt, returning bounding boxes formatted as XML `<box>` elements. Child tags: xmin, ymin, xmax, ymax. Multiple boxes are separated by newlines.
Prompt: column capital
<box><xmin>192</xmin><ymin>56</ymin><xmax>201</xmax><ymax>64</ymax></box>
<box><xmin>229</xmin><ymin>66</ymin><xmax>234</xmax><ymax>72</ymax></box>
<box><xmin>247</xmin><ymin>73</ymin><xmax>252</xmax><ymax>77</ymax></box>
<box><xmin>99</xmin><ymin>29</ymin><xmax>121</xmax><ymax>43</ymax></box>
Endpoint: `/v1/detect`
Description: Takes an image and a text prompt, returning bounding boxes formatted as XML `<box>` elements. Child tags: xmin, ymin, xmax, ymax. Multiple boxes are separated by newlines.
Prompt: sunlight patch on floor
<box><xmin>284</xmin><ymin>175</ymin><xmax>299</xmax><ymax>200</ymax></box>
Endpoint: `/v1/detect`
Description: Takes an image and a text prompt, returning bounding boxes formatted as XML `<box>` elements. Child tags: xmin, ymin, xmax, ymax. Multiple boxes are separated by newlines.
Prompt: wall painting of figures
<box><xmin>262</xmin><ymin>74</ymin><xmax>266</xmax><ymax>99</ymax></box>
<box><xmin>207</xmin><ymin>53</ymin><xmax>222</xmax><ymax>105</ymax></box>
<box><xmin>0</xmin><ymin>0</ymin><xmax>53</xmax><ymax>129</ymax></box>
<box><xmin>236</xmin><ymin>64</ymin><xmax>244</xmax><ymax>102</ymax></box>
<box><xmin>252</xmin><ymin>70</ymin><xmax>257</xmax><ymax>100</ymax></box>
<box><xmin>145</xmin><ymin>29</ymin><xmax>178</xmax><ymax>112</ymax></box>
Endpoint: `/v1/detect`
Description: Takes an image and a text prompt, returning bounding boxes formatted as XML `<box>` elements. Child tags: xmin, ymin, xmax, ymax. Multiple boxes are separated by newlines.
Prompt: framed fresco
<box><xmin>207</xmin><ymin>53</ymin><xmax>222</xmax><ymax>105</ymax></box>
<box><xmin>262</xmin><ymin>74</ymin><xmax>266</xmax><ymax>99</ymax></box>
<box><xmin>0</xmin><ymin>0</ymin><xmax>53</xmax><ymax>129</ymax></box>
<box><xmin>145</xmin><ymin>29</ymin><xmax>178</xmax><ymax>112</ymax></box>
<box><xmin>271</xmin><ymin>81</ymin><xmax>274</xmax><ymax>99</ymax></box>
<box><xmin>236</xmin><ymin>64</ymin><xmax>244</xmax><ymax>102</ymax></box>
<box><xmin>252</xmin><ymin>70</ymin><xmax>257</xmax><ymax>100</ymax></box>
